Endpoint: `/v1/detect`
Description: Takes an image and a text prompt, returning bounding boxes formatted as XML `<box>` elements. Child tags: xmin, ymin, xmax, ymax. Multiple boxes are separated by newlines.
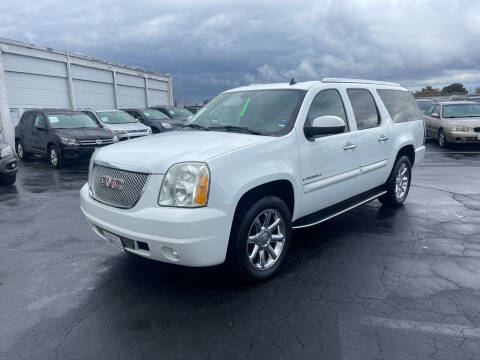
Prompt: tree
<box><xmin>414</xmin><ymin>86</ymin><xmax>441</xmax><ymax>96</ymax></box>
<box><xmin>441</xmin><ymin>83</ymin><xmax>467</xmax><ymax>94</ymax></box>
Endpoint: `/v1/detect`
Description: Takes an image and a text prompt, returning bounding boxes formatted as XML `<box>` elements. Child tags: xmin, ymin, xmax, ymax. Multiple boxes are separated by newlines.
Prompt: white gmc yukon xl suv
<box><xmin>80</xmin><ymin>78</ymin><xmax>426</xmax><ymax>281</ymax></box>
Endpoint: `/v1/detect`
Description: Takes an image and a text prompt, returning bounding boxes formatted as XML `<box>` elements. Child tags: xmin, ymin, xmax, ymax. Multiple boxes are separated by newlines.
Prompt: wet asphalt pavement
<box><xmin>1</xmin><ymin>142</ymin><xmax>480</xmax><ymax>360</ymax></box>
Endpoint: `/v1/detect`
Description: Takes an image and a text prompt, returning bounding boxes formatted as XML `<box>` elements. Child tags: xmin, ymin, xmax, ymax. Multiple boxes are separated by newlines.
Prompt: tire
<box><xmin>228</xmin><ymin>196</ymin><xmax>292</xmax><ymax>282</ymax></box>
<box><xmin>49</xmin><ymin>145</ymin><xmax>64</xmax><ymax>168</ymax></box>
<box><xmin>438</xmin><ymin>129</ymin><xmax>448</xmax><ymax>148</ymax></box>
<box><xmin>0</xmin><ymin>174</ymin><xmax>16</xmax><ymax>186</ymax></box>
<box><xmin>379</xmin><ymin>155</ymin><xmax>412</xmax><ymax>207</ymax></box>
<box><xmin>16</xmin><ymin>141</ymin><xmax>31</xmax><ymax>161</ymax></box>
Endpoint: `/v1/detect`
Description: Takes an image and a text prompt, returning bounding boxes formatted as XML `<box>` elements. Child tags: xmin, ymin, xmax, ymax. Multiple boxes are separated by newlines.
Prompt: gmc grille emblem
<box><xmin>100</xmin><ymin>176</ymin><xmax>124</xmax><ymax>190</ymax></box>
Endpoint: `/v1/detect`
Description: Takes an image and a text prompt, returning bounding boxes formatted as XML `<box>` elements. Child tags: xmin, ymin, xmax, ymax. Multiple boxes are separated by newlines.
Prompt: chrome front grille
<box><xmin>89</xmin><ymin>164</ymin><xmax>149</xmax><ymax>209</ymax></box>
<box><xmin>79</xmin><ymin>138</ymin><xmax>114</xmax><ymax>146</ymax></box>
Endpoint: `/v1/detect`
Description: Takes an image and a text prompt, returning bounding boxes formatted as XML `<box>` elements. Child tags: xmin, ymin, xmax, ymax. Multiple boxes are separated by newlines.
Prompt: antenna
<box><xmin>289</xmin><ymin>78</ymin><xmax>296</xmax><ymax>85</ymax></box>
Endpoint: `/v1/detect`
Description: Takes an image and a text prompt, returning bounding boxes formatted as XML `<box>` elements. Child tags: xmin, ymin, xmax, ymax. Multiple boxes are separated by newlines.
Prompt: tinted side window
<box><xmin>34</xmin><ymin>113</ymin><xmax>47</xmax><ymax>128</ymax></box>
<box><xmin>306</xmin><ymin>89</ymin><xmax>348</xmax><ymax>132</ymax></box>
<box><xmin>347</xmin><ymin>89</ymin><xmax>380</xmax><ymax>130</ymax></box>
<box><xmin>432</xmin><ymin>105</ymin><xmax>440</xmax><ymax>115</ymax></box>
<box><xmin>377</xmin><ymin>89</ymin><xmax>422</xmax><ymax>123</ymax></box>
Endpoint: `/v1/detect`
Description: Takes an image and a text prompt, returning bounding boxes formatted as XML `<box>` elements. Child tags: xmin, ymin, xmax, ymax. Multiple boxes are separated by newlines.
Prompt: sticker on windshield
<box><xmin>101</xmin><ymin>117</ymin><xmax>109</xmax><ymax>122</ymax></box>
<box><xmin>239</xmin><ymin>98</ymin><xmax>251</xmax><ymax>117</ymax></box>
<box><xmin>278</xmin><ymin>119</ymin><xmax>288</xmax><ymax>127</ymax></box>
<box><xmin>48</xmin><ymin>116</ymin><xmax>59</xmax><ymax>123</ymax></box>
<box><xmin>168</xmin><ymin>110</ymin><xmax>175</xmax><ymax>114</ymax></box>
<box><xmin>144</xmin><ymin>112</ymin><xmax>151</xmax><ymax>117</ymax></box>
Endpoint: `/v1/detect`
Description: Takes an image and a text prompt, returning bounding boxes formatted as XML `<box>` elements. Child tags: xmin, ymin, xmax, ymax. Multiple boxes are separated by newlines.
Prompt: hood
<box><xmin>94</xmin><ymin>130</ymin><xmax>274</xmax><ymax>173</ymax></box>
<box><xmin>103</xmin><ymin>122</ymin><xmax>149</xmax><ymax>132</ymax></box>
<box><xmin>445</xmin><ymin>117</ymin><xmax>480</xmax><ymax>128</ymax></box>
<box><xmin>53</xmin><ymin>128</ymin><xmax>113</xmax><ymax>140</ymax></box>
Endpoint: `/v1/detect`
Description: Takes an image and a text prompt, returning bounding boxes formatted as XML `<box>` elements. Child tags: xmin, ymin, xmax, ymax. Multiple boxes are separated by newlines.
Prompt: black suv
<box><xmin>122</xmin><ymin>108</ymin><xmax>181</xmax><ymax>133</ymax></box>
<box><xmin>15</xmin><ymin>109</ymin><xmax>116</xmax><ymax>168</ymax></box>
<box><xmin>150</xmin><ymin>106</ymin><xmax>193</xmax><ymax>122</ymax></box>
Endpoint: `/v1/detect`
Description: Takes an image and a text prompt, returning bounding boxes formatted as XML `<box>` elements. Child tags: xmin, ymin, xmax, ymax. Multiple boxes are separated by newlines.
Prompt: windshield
<box><xmin>167</xmin><ymin>107</ymin><xmax>193</xmax><ymax>118</ymax></box>
<box><xmin>416</xmin><ymin>100</ymin><xmax>433</xmax><ymax>111</ymax></box>
<box><xmin>47</xmin><ymin>114</ymin><xmax>99</xmax><ymax>129</ymax></box>
<box><xmin>188</xmin><ymin>89</ymin><xmax>306</xmax><ymax>135</ymax></box>
<box><xmin>97</xmin><ymin>111</ymin><xmax>136</xmax><ymax>124</ymax></box>
<box><xmin>142</xmin><ymin>109</ymin><xmax>170</xmax><ymax>120</ymax></box>
<box><xmin>442</xmin><ymin>104</ymin><xmax>480</xmax><ymax>118</ymax></box>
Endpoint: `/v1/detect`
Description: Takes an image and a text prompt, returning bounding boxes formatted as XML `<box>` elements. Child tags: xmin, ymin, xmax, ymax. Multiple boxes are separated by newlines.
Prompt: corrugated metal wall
<box><xmin>0</xmin><ymin>38</ymin><xmax>173</xmax><ymax>146</ymax></box>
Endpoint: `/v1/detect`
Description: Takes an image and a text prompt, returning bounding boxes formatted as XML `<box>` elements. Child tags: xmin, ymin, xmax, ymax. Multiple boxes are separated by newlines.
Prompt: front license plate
<box><xmin>103</xmin><ymin>231</ymin><xmax>124</xmax><ymax>252</ymax></box>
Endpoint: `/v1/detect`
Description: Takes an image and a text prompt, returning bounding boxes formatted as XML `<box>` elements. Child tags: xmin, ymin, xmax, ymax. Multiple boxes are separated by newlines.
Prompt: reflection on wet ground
<box><xmin>1</xmin><ymin>143</ymin><xmax>479</xmax><ymax>359</ymax></box>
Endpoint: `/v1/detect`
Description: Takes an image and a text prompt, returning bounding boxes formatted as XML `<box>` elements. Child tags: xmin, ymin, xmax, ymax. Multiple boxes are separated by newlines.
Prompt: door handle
<box><xmin>343</xmin><ymin>143</ymin><xmax>357</xmax><ymax>150</ymax></box>
<box><xmin>378</xmin><ymin>135</ymin><xmax>389</xmax><ymax>142</ymax></box>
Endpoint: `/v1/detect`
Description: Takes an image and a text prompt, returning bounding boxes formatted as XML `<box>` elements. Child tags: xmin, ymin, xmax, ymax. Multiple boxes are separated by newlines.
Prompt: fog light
<box><xmin>162</xmin><ymin>246</ymin><xmax>180</xmax><ymax>261</ymax></box>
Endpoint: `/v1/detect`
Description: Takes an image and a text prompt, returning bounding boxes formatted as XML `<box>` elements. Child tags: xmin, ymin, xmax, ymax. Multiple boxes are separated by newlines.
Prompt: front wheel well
<box><xmin>396</xmin><ymin>145</ymin><xmax>415</xmax><ymax>166</ymax></box>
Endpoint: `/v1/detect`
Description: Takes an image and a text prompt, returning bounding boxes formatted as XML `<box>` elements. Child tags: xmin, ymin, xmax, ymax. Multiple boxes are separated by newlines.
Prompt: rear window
<box><xmin>377</xmin><ymin>89</ymin><xmax>422</xmax><ymax>123</ymax></box>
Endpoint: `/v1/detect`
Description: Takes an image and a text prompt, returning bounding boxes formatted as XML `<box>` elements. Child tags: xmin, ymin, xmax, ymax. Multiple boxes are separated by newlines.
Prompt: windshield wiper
<box><xmin>208</xmin><ymin>125</ymin><xmax>262</xmax><ymax>135</ymax></box>
<box><xmin>180</xmin><ymin>124</ymin><xmax>210</xmax><ymax>131</ymax></box>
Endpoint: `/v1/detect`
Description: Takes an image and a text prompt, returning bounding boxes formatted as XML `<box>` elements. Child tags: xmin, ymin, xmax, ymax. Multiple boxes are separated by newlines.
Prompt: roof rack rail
<box><xmin>322</xmin><ymin>78</ymin><xmax>400</xmax><ymax>87</ymax></box>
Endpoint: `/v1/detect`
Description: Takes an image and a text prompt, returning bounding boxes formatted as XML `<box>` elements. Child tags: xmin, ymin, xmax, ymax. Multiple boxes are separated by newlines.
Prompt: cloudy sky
<box><xmin>1</xmin><ymin>0</ymin><xmax>480</xmax><ymax>103</ymax></box>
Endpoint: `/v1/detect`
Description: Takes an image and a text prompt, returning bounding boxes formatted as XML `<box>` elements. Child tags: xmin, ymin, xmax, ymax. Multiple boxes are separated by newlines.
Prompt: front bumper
<box><xmin>80</xmin><ymin>183</ymin><xmax>234</xmax><ymax>267</ymax></box>
<box><xmin>0</xmin><ymin>154</ymin><xmax>17</xmax><ymax>175</ymax></box>
<box><xmin>61</xmin><ymin>145</ymin><xmax>107</xmax><ymax>159</ymax></box>
<box><xmin>446</xmin><ymin>131</ymin><xmax>480</xmax><ymax>143</ymax></box>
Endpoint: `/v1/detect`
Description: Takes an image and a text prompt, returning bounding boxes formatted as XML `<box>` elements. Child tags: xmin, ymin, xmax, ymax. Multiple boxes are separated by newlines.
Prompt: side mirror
<box><xmin>431</xmin><ymin>112</ymin><xmax>440</xmax><ymax>118</ymax></box>
<box><xmin>35</xmin><ymin>124</ymin><xmax>46</xmax><ymax>131</ymax></box>
<box><xmin>304</xmin><ymin>115</ymin><xmax>346</xmax><ymax>140</ymax></box>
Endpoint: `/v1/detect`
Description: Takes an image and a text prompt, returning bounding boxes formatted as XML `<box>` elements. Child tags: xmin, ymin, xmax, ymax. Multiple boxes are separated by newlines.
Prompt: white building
<box><xmin>0</xmin><ymin>38</ymin><xmax>174</xmax><ymax>147</ymax></box>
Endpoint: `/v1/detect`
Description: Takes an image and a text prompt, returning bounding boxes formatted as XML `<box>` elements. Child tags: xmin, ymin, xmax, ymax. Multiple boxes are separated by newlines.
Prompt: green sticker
<box><xmin>239</xmin><ymin>98</ymin><xmax>251</xmax><ymax>117</ymax></box>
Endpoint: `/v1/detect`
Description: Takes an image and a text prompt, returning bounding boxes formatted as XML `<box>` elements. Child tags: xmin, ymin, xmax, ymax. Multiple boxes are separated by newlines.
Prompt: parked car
<box><xmin>423</xmin><ymin>101</ymin><xmax>480</xmax><ymax>148</ymax></box>
<box><xmin>150</xmin><ymin>106</ymin><xmax>193</xmax><ymax>122</ymax></box>
<box><xmin>83</xmin><ymin>109</ymin><xmax>152</xmax><ymax>141</ymax></box>
<box><xmin>0</xmin><ymin>139</ymin><xmax>17</xmax><ymax>185</ymax></box>
<box><xmin>123</xmin><ymin>108</ymin><xmax>181</xmax><ymax>133</ymax></box>
<box><xmin>15</xmin><ymin>109</ymin><xmax>117</xmax><ymax>168</ymax></box>
<box><xmin>81</xmin><ymin>78</ymin><xmax>425</xmax><ymax>281</ymax></box>
<box><xmin>415</xmin><ymin>98</ymin><xmax>434</xmax><ymax>112</ymax></box>
<box><xmin>467</xmin><ymin>96</ymin><xmax>480</xmax><ymax>104</ymax></box>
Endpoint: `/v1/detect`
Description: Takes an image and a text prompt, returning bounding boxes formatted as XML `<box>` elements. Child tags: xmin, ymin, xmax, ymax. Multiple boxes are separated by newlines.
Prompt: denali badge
<box><xmin>96</xmin><ymin>139</ymin><xmax>102</xmax><ymax>145</ymax></box>
<box><xmin>100</xmin><ymin>176</ymin><xmax>124</xmax><ymax>190</ymax></box>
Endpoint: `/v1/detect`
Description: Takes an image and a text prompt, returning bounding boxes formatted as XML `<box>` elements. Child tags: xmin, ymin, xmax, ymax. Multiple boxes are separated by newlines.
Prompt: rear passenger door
<box><xmin>298</xmin><ymin>88</ymin><xmax>360</xmax><ymax>217</ymax></box>
<box><xmin>21</xmin><ymin>112</ymin><xmax>35</xmax><ymax>152</ymax></box>
<box><xmin>346</xmin><ymin>88</ymin><xmax>393</xmax><ymax>191</ymax></box>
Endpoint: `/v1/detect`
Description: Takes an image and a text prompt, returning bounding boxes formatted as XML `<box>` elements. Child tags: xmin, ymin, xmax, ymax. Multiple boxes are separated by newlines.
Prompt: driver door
<box><xmin>32</xmin><ymin>112</ymin><xmax>49</xmax><ymax>155</ymax></box>
<box><xmin>297</xmin><ymin>88</ymin><xmax>360</xmax><ymax>218</ymax></box>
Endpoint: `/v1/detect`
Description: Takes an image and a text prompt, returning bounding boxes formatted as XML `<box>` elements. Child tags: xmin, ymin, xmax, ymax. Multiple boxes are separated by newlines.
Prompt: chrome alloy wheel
<box><xmin>50</xmin><ymin>148</ymin><xmax>58</xmax><ymax>167</ymax></box>
<box><xmin>394</xmin><ymin>163</ymin><xmax>409</xmax><ymax>200</ymax></box>
<box><xmin>247</xmin><ymin>209</ymin><xmax>285</xmax><ymax>270</ymax></box>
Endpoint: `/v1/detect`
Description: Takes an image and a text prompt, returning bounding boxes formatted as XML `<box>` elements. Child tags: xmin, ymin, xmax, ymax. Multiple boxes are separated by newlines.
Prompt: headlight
<box><xmin>147</xmin><ymin>127</ymin><xmax>152</xmax><ymax>134</ymax></box>
<box><xmin>0</xmin><ymin>145</ymin><xmax>13</xmax><ymax>158</ymax></box>
<box><xmin>161</xmin><ymin>122</ymin><xmax>172</xmax><ymax>129</ymax></box>
<box><xmin>451</xmin><ymin>126</ymin><xmax>471</xmax><ymax>132</ymax></box>
<box><xmin>158</xmin><ymin>162</ymin><xmax>210</xmax><ymax>207</ymax></box>
<box><xmin>60</xmin><ymin>136</ymin><xmax>79</xmax><ymax>145</ymax></box>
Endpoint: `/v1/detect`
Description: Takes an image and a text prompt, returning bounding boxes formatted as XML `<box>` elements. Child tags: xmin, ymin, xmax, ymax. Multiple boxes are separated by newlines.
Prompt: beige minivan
<box><xmin>423</xmin><ymin>101</ymin><xmax>480</xmax><ymax>148</ymax></box>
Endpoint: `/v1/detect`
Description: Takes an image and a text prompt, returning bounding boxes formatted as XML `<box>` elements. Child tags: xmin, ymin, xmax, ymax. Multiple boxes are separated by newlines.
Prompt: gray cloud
<box><xmin>1</xmin><ymin>0</ymin><xmax>480</xmax><ymax>103</ymax></box>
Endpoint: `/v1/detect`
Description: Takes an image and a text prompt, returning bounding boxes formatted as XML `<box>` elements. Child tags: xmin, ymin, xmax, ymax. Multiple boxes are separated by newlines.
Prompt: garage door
<box><xmin>3</xmin><ymin>53</ymin><xmax>70</xmax><ymax>109</ymax></box>
<box><xmin>117</xmin><ymin>85</ymin><xmax>146</xmax><ymax>108</ymax></box>
<box><xmin>71</xmin><ymin>65</ymin><xmax>115</xmax><ymax>110</ymax></box>
<box><xmin>148</xmin><ymin>79</ymin><xmax>169</xmax><ymax>106</ymax></box>
<box><xmin>4</xmin><ymin>72</ymin><xmax>70</xmax><ymax>109</ymax></box>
